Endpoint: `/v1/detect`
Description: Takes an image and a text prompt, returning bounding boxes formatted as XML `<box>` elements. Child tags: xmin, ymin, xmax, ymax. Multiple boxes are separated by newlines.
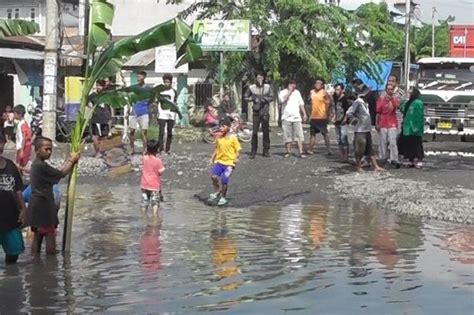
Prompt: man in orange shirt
<box><xmin>307</xmin><ymin>78</ymin><xmax>331</xmax><ymax>155</ymax></box>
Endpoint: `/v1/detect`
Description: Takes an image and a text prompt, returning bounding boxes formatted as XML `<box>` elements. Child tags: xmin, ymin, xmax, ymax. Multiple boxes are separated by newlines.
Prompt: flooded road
<box><xmin>1</xmin><ymin>186</ymin><xmax>473</xmax><ymax>314</ymax></box>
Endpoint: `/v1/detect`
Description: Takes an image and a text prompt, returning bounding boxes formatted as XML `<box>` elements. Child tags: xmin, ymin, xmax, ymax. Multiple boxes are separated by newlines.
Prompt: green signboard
<box><xmin>193</xmin><ymin>20</ymin><xmax>251</xmax><ymax>52</ymax></box>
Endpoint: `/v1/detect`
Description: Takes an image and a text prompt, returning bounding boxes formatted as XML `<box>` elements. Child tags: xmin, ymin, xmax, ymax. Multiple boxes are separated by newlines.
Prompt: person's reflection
<box><xmin>442</xmin><ymin>227</ymin><xmax>474</xmax><ymax>265</ymax></box>
<box><xmin>371</xmin><ymin>212</ymin><xmax>399</xmax><ymax>270</ymax></box>
<box><xmin>308</xmin><ymin>205</ymin><xmax>328</xmax><ymax>250</ymax></box>
<box><xmin>280</xmin><ymin>204</ymin><xmax>305</xmax><ymax>266</ymax></box>
<box><xmin>211</xmin><ymin>212</ymin><xmax>241</xmax><ymax>291</ymax></box>
<box><xmin>348</xmin><ymin>203</ymin><xmax>373</xmax><ymax>278</ymax></box>
<box><xmin>0</xmin><ymin>265</ymin><xmax>26</xmax><ymax>314</ymax></box>
<box><xmin>24</xmin><ymin>256</ymin><xmax>61</xmax><ymax>312</ymax></box>
<box><xmin>140</xmin><ymin>214</ymin><xmax>161</xmax><ymax>275</ymax></box>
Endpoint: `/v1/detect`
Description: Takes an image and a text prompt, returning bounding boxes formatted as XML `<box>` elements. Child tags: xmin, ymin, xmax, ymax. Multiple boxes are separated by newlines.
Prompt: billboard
<box><xmin>192</xmin><ymin>20</ymin><xmax>251</xmax><ymax>51</ymax></box>
<box><xmin>155</xmin><ymin>45</ymin><xmax>189</xmax><ymax>73</ymax></box>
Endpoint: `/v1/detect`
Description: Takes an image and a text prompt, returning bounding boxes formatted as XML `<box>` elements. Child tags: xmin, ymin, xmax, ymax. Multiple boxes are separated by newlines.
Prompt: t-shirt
<box><xmin>28</xmin><ymin>159</ymin><xmax>64</xmax><ymax>227</ymax></box>
<box><xmin>346</xmin><ymin>97</ymin><xmax>372</xmax><ymax>133</ymax></box>
<box><xmin>0</xmin><ymin>158</ymin><xmax>23</xmax><ymax>233</ymax></box>
<box><xmin>279</xmin><ymin>89</ymin><xmax>304</xmax><ymax>122</ymax></box>
<box><xmin>158</xmin><ymin>88</ymin><xmax>178</xmax><ymax>121</ymax></box>
<box><xmin>141</xmin><ymin>155</ymin><xmax>165</xmax><ymax>191</ymax></box>
<box><xmin>333</xmin><ymin>94</ymin><xmax>351</xmax><ymax>124</ymax></box>
<box><xmin>215</xmin><ymin>135</ymin><xmax>241</xmax><ymax>167</ymax></box>
<box><xmin>310</xmin><ymin>89</ymin><xmax>329</xmax><ymax>120</ymax></box>
<box><xmin>376</xmin><ymin>95</ymin><xmax>400</xmax><ymax>129</ymax></box>
<box><xmin>16</xmin><ymin>120</ymin><xmax>32</xmax><ymax>151</ymax></box>
<box><xmin>132</xmin><ymin>84</ymin><xmax>152</xmax><ymax>117</ymax></box>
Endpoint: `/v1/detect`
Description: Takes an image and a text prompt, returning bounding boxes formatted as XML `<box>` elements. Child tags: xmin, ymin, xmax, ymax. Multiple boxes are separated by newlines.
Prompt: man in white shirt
<box><xmin>157</xmin><ymin>73</ymin><xmax>178</xmax><ymax>154</ymax></box>
<box><xmin>278</xmin><ymin>80</ymin><xmax>308</xmax><ymax>158</ymax></box>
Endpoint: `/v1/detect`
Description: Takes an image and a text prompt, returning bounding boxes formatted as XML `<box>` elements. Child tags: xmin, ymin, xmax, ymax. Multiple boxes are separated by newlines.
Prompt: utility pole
<box><xmin>432</xmin><ymin>7</ymin><xmax>437</xmax><ymax>57</ymax></box>
<box><xmin>403</xmin><ymin>0</ymin><xmax>412</xmax><ymax>88</ymax></box>
<box><xmin>42</xmin><ymin>0</ymin><xmax>59</xmax><ymax>141</ymax></box>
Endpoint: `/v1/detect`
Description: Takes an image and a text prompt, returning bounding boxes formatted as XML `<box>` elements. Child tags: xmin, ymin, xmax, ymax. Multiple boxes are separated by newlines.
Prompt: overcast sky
<box><xmin>417</xmin><ymin>0</ymin><xmax>474</xmax><ymax>24</ymax></box>
<box><xmin>343</xmin><ymin>0</ymin><xmax>473</xmax><ymax>24</ymax></box>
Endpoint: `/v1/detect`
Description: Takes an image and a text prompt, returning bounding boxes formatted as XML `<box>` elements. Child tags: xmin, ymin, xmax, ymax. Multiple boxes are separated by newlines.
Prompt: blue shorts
<box><xmin>0</xmin><ymin>228</ymin><xmax>25</xmax><ymax>256</ymax></box>
<box><xmin>211</xmin><ymin>163</ymin><xmax>234</xmax><ymax>185</ymax></box>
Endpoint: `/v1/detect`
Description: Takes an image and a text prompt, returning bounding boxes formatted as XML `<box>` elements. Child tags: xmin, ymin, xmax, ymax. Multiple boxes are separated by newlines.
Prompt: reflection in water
<box><xmin>211</xmin><ymin>212</ymin><xmax>241</xmax><ymax>292</ymax></box>
<box><xmin>140</xmin><ymin>214</ymin><xmax>161</xmax><ymax>275</ymax></box>
<box><xmin>0</xmin><ymin>187</ymin><xmax>473</xmax><ymax>314</ymax></box>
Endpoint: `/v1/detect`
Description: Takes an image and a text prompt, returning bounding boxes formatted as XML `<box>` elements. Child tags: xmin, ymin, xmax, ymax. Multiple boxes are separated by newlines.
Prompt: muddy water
<box><xmin>1</xmin><ymin>186</ymin><xmax>473</xmax><ymax>314</ymax></box>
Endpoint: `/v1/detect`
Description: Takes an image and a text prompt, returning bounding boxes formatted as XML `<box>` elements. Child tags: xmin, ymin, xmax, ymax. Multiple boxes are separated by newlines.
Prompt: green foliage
<box><xmin>0</xmin><ymin>19</ymin><xmax>39</xmax><ymax>38</ymax></box>
<box><xmin>178</xmin><ymin>1</ymin><xmax>403</xmax><ymax>94</ymax></box>
<box><xmin>411</xmin><ymin>17</ymin><xmax>453</xmax><ymax>60</ymax></box>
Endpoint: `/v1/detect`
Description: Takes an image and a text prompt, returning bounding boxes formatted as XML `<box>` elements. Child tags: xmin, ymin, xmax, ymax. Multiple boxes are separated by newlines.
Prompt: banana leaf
<box><xmin>90</xmin><ymin>0</ymin><xmax>114</xmax><ymax>48</ymax></box>
<box><xmin>0</xmin><ymin>19</ymin><xmax>39</xmax><ymax>38</ymax></box>
<box><xmin>92</xmin><ymin>18</ymin><xmax>202</xmax><ymax>80</ymax></box>
<box><xmin>94</xmin><ymin>84</ymin><xmax>180</xmax><ymax>113</ymax></box>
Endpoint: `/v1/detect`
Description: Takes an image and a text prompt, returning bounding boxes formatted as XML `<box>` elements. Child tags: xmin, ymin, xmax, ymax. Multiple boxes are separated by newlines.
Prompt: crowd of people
<box><xmin>242</xmin><ymin>72</ymin><xmax>425</xmax><ymax>171</ymax></box>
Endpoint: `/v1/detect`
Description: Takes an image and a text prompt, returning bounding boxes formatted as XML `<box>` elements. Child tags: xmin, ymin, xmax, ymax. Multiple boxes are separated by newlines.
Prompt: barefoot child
<box><xmin>13</xmin><ymin>105</ymin><xmax>32</xmax><ymax>168</ymax></box>
<box><xmin>28</xmin><ymin>136</ymin><xmax>80</xmax><ymax>254</ymax></box>
<box><xmin>208</xmin><ymin>117</ymin><xmax>241</xmax><ymax>206</ymax></box>
<box><xmin>141</xmin><ymin>140</ymin><xmax>165</xmax><ymax>215</ymax></box>
<box><xmin>346</xmin><ymin>89</ymin><xmax>383</xmax><ymax>172</ymax></box>
<box><xmin>0</xmin><ymin>135</ymin><xmax>27</xmax><ymax>264</ymax></box>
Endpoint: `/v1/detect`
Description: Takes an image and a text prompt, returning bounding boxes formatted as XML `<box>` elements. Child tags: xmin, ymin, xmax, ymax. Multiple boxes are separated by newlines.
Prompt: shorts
<box><xmin>129</xmin><ymin>115</ymin><xmax>149</xmax><ymax>130</ymax></box>
<box><xmin>335</xmin><ymin>124</ymin><xmax>349</xmax><ymax>148</ymax></box>
<box><xmin>0</xmin><ymin>228</ymin><xmax>25</xmax><ymax>256</ymax></box>
<box><xmin>282</xmin><ymin>120</ymin><xmax>304</xmax><ymax>143</ymax></box>
<box><xmin>310</xmin><ymin>119</ymin><xmax>328</xmax><ymax>135</ymax></box>
<box><xmin>31</xmin><ymin>225</ymin><xmax>57</xmax><ymax>237</ymax></box>
<box><xmin>354</xmin><ymin>132</ymin><xmax>374</xmax><ymax>159</ymax></box>
<box><xmin>4</xmin><ymin>126</ymin><xmax>14</xmax><ymax>139</ymax></box>
<box><xmin>211</xmin><ymin>163</ymin><xmax>234</xmax><ymax>185</ymax></box>
<box><xmin>92</xmin><ymin>123</ymin><xmax>110</xmax><ymax>137</ymax></box>
<box><xmin>142</xmin><ymin>189</ymin><xmax>160</xmax><ymax>208</ymax></box>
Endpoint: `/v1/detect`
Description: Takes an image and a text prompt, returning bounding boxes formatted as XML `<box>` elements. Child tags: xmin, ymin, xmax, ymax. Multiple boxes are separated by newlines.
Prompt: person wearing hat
<box><xmin>345</xmin><ymin>88</ymin><xmax>383</xmax><ymax>172</ymax></box>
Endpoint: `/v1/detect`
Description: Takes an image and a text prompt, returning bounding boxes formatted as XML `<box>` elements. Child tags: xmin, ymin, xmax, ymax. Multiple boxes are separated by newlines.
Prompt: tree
<box><xmin>0</xmin><ymin>19</ymin><xmax>40</xmax><ymax>38</ymax></box>
<box><xmin>63</xmin><ymin>0</ymin><xmax>202</xmax><ymax>251</ymax></box>
<box><xmin>176</xmin><ymin>1</ymin><xmax>403</xmax><ymax>93</ymax></box>
<box><xmin>411</xmin><ymin>17</ymin><xmax>453</xmax><ymax>60</ymax></box>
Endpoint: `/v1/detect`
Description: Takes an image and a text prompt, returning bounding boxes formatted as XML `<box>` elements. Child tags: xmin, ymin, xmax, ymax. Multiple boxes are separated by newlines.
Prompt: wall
<box><xmin>109</xmin><ymin>0</ymin><xmax>195</xmax><ymax>36</ymax></box>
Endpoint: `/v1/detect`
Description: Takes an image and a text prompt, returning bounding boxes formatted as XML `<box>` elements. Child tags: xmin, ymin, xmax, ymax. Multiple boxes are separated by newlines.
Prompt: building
<box><xmin>0</xmin><ymin>0</ymin><xmax>80</xmax><ymax>115</ymax></box>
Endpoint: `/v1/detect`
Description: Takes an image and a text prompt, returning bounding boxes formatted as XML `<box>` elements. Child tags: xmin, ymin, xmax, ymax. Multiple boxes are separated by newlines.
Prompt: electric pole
<box><xmin>403</xmin><ymin>0</ymin><xmax>412</xmax><ymax>88</ymax></box>
<box><xmin>42</xmin><ymin>0</ymin><xmax>59</xmax><ymax>141</ymax></box>
<box><xmin>432</xmin><ymin>7</ymin><xmax>437</xmax><ymax>57</ymax></box>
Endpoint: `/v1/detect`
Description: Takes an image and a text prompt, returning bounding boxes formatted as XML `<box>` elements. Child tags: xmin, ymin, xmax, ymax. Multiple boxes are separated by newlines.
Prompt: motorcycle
<box><xmin>203</xmin><ymin>113</ymin><xmax>252</xmax><ymax>144</ymax></box>
<box><xmin>28</xmin><ymin>101</ymin><xmax>91</xmax><ymax>142</ymax></box>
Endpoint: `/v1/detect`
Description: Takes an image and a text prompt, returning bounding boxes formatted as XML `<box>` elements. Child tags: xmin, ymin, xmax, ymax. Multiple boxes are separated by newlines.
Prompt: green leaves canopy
<box><xmin>0</xmin><ymin>19</ymin><xmax>40</xmax><ymax>38</ymax></box>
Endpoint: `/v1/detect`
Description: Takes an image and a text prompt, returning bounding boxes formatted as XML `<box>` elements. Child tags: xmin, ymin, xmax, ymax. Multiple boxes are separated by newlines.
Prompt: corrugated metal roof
<box><xmin>124</xmin><ymin>48</ymin><xmax>155</xmax><ymax>67</ymax></box>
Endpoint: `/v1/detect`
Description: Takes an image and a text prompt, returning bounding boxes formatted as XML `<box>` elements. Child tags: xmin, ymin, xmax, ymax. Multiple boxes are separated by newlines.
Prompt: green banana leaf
<box><xmin>91</xmin><ymin>18</ymin><xmax>202</xmax><ymax>80</ymax></box>
<box><xmin>94</xmin><ymin>84</ymin><xmax>180</xmax><ymax>113</ymax></box>
<box><xmin>90</xmin><ymin>0</ymin><xmax>114</xmax><ymax>48</ymax></box>
<box><xmin>0</xmin><ymin>19</ymin><xmax>39</xmax><ymax>38</ymax></box>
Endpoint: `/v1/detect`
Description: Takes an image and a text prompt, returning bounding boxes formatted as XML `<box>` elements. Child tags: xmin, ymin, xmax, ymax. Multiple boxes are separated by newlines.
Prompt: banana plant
<box><xmin>0</xmin><ymin>19</ymin><xmax>40</xmax><ymax>38</ymax></box>
<box><xmin>63</xmin><ymin>0</ymin><xmax>202</xmax><ymax>251</ymax></box>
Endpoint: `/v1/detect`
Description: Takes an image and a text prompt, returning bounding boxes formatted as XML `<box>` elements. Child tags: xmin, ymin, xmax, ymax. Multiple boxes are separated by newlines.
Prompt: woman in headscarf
<box><xmin>398</xmin><ymin>87</ymin><xmax>424</xmax><ymax>169</ymax></box>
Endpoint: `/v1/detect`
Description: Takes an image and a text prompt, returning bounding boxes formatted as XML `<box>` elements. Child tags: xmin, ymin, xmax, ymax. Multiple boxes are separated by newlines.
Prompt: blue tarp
<box><xmin>355</xmin><ymin>61</ymin><xmax>393</xmax><ymax>92</ymax></box>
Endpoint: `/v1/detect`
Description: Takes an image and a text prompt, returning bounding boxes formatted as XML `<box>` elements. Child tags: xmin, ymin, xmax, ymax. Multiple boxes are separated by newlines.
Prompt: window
<box><xmin>14</xmin><ymin>8</ymin><xmax>20</xmax><ymax>19</ymax></box>
<box><xmin>30</xmin><ymin>8</ymin><xmax>36</xmax><ymax>22</ymax></box>
<box><xmin>7</xmin><ymin>8</ymin><xmax>12</xmax><ymax>19</ymax></box>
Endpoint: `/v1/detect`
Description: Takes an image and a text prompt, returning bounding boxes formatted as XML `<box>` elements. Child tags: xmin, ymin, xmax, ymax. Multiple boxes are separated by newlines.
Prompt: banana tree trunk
<box><xmin>63</xmin><ymin>165</ymin><xmax>78</xmax><ymax>252</ymax></box>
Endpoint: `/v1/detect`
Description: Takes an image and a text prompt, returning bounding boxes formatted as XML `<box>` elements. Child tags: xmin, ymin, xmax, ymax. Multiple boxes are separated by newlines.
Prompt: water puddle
<box><xmin>1</xmin><ymin>186</ymin><xmax>473</xmax><ymax>314</ymax></box>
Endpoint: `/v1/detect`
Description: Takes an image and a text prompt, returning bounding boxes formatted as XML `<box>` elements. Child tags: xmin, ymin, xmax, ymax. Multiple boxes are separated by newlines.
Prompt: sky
<box><xmin>342</xmin><ymin>0</ymin><xmax>474</xmax><ymax>24</ymax></box>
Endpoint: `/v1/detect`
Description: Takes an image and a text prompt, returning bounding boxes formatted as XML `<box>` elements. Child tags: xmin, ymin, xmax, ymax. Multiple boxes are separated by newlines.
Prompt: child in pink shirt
<box><xmin>13</xmin><ymin>105</ymin><xmax>32</xmax><ymax>168</ymax></box>
<box><xmin>141</xmin><ymin>140</ymin><xmax>165</xmax><ymax>215</ymax></box>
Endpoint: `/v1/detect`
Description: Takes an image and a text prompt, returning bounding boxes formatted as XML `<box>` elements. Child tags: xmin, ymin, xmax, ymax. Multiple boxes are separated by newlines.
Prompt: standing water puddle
<box><xmin>1</xmin><ymin>185</ymin><xmax>473</xmax><ymax>314</ymax></box>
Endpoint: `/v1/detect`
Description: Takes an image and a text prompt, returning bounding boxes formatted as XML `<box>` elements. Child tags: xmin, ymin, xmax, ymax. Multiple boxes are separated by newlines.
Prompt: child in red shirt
<box><xmin>141</xmin><ymin>140</ymin><xmax>165</xmax><ymax>215</ymax></box>
<box><xmin>13</xmin><ymin>105</ymin><xmax>32</xmax><ymax>168</ymax></box>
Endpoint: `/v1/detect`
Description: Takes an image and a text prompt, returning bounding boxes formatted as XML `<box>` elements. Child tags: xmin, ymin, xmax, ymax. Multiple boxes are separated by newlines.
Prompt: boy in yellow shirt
<box><xmin>208</xmin><ymin>117</ymin><xmax>241</xmax><ymax>206</ymax></box>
